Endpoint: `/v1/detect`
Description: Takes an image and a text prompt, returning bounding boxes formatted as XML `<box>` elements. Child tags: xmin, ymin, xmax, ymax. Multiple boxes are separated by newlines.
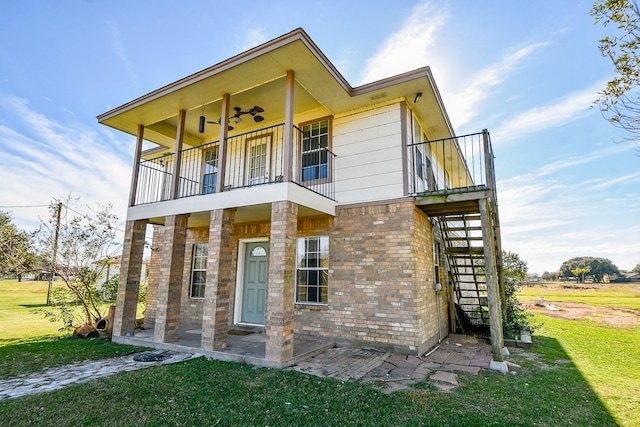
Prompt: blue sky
<box><xmin>0</xmin><ymin>0</ymin><xmax>638</xmax><ymax>273</ymax></box>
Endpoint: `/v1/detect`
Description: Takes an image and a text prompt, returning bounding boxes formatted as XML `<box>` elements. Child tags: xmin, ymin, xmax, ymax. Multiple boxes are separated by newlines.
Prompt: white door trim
<box><xmin>234</xmin><ymin>237</ymin><xmax>269</xmax><ymax>325</ymax></box>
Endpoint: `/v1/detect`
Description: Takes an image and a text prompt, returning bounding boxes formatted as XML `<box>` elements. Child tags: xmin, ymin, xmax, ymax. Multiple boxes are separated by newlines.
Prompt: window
<box><xmin>190</xmin><ymin>243</ymin><xmax>208</xmax><ymax>298</ymax></box>
<box><xmin>433</xmin><ymin>242</ymin><xmax>441</xmax><ymax>286</ymax></box>
<box><xmin>415</xmin><ymin>146</ymin><xmax>424</xmax><ymax>180</ymax></box>
<box><xmin>296</xmin><ymin>236</ymin><xmax>329</xmax><ymax>304</ymax></box>
<box><xmin>301</xmin><ymin>119</ymin><xmax>330</xmax><ymax>182</ymax></box>
<box><xmin>202</xmin><ymin>147</ymin><xmax>218</xmax><ymax>194</ymax></box>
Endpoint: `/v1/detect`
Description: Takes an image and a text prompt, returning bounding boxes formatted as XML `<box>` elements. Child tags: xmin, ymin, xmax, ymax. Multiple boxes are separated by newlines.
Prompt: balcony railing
<box><xmin>408</xmin><ymin>131</ymin><xmax>495</xmax><ymax>197</ymax></box>
<box><xmin>132</xmin><ymin>123</ymin><xmax>336</xmax><ymax>206</ymax></box>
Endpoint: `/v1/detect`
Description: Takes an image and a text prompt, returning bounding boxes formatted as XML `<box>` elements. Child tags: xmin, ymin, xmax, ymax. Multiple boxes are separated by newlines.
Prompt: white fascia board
<box><xmin>126</xmin><ymin>182</ymin><xmax>336</xmax><ymax>221</ymax></box>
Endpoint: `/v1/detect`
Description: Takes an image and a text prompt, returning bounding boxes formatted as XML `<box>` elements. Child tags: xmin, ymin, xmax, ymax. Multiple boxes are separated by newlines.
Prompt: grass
<box><xmin>533</xmin><ymin>314</ymin><xmax>640</xmax><ymax>426</ymax></box>
<box><xmin>518</xmin><ymin>281</ymin><xmax>640</xmax><ymax>309</ymax></box>
<box><xmin>0</xmin><ymin>279</ymin><xmax>148</xmax><ymax>377</ymax></box>
<box><xmin>0</xmin><ymin>352</ymin><xmax>619</xmax><ymax>426</ymax></box>
<box><xmin>0</xmin><ymin>280</ymin><xmax>637</xmax><ymax>426</ymax></box>
<box><xmin>0</xmin><ymin>279</ymin><xmax>62</xmax><ymax>343</ymax></box>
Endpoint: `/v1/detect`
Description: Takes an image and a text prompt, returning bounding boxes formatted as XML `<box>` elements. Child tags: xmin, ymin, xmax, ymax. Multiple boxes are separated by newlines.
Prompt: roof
<box><xmin>97</xmin><ymin>28</ymin><xmax>454</xmax><ymax>148</ymax></box>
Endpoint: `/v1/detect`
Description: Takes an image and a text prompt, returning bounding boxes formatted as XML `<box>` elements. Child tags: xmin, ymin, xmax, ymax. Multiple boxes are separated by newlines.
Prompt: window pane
<box><xmin>296</xmin><ymin>236</ymin><xmax>329</xmax><ymax>304</ymax></box>
<box><xmin>301</xmin><ymin>120</ymin><xmax>329</xmax><ymax>182</ymax></box>
<box><xmin>190</xmin><ymin>244</ymin><xmax>208</xmax><ymax>299</ymax></box>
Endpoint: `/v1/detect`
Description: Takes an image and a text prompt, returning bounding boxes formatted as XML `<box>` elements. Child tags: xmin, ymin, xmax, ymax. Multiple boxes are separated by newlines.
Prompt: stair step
<box><xmin>445</xmin><ymin>236</ymin><xmax>483</xmax><ymax>241</ymax></box>
<box><xmin>445</xmin><ymin>247</ymin><xmax>485</xmax><ymax>255</ymax></box>
<box><xmin>443</xmin><ymin>226</ymin><xmax>483</xmax><ymax>232</ymax></box>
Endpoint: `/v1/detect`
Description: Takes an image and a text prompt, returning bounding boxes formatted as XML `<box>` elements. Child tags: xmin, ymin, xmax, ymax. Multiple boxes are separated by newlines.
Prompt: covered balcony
<box><xmin>133</xmin><ymin>122</ymin><xmax>335</xmax><ymax>206</ymax></box>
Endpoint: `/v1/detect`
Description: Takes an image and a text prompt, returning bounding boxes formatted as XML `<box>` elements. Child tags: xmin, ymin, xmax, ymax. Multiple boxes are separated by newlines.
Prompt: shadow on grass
<box><xmin>0</xmin><ymin>334</ymin><xmax>621</xmax><ymax>426</ymax></box>
<box><xmin>18</xmin><ymin>303</ymin><xmax>49</xmax><ymax>308</ymax></box>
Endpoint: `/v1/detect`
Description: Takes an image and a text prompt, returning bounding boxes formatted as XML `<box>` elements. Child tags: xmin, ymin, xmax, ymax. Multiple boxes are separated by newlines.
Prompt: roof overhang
<box><xmin>97</xmin><ymin>28</ymin><xmax>454</xmax><ymax>148</ymax></box>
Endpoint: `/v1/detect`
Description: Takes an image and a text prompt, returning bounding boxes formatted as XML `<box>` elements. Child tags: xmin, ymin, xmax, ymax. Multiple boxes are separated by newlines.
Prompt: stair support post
<box><xmin>479</xmin><ymin>198</ymin><xmax>507</xmax><ymax>370</ymax></box>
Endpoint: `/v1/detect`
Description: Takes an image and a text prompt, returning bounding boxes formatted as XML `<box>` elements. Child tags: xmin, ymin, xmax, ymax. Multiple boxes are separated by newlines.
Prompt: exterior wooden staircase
<box><xmin>412</xmin><ymin>130</ymin><xmax>506</xmax><ymax>362</ymax></box>
<box><xmin>437</xmin><ymin>205</ymin><xmax>503</xmax><ymax>332</ymax></box>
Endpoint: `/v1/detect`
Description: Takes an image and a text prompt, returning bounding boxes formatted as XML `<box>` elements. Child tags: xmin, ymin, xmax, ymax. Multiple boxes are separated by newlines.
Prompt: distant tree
<box><xmin>591</xmin><ymin>0</ymin><xmax>640</xmax><ymax>145</ymax></box>
<box><xmin>0</xmin><ymin>211</ymin><xmax>42</xmax><ymax>281</ymax></box>
<box><xmin>571</xmin><ymin>267</ymin><xmax>591</xmax><ymax>283</ymax></box>
<box><xmin>633</xmin><ymin>263</ymin><xmax>640</xmax><ymax>273</ymax></box>
<box><xmin>35</xmin><ymin>198</ymin><xmax>120</xmax><ymax>330</ymax></box>
<box><xmin>559</xmin><ymin>256</ymin><xmax>620</xmax><ymax>283</ymax></box>
<box><xmin>541</xmin><ymin>271</ymin><xmax>558</xmax><ymax>281</ymax></box>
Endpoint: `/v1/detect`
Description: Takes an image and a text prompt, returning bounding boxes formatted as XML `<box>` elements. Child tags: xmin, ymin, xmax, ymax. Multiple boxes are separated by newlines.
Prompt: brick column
<box><xmin>201</xmin><ymin>208</ymin><xmax>235</xmax><ymax>350</ymax></box>
<box><xmin>154</xmin><ymin>214</ymin><xmax>188</xmax><ymax>343</ymax></box>
<box><xmin>143</xmin><ymin>225</ymin><xmax>163</xmax><ymax>330</ymax></box>
<box><xmin>265</xmin><ymin>201</ymin><xmax>298</xmax><ymax>363</ymax></box>
<box><xmin>112</xmin><ymin>219</ymin><xmax>148</xmax><ymax>338</ymax></box>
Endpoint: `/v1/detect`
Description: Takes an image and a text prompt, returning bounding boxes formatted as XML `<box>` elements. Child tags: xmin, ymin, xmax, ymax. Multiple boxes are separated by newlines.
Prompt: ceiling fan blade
<box><xmin>253</xmin><ymin>105</ymin><xmax>264</xmax><ymax>113</ymax></box>
<box><xmin>254</xmin><ymin>115</ymin><xmax>264</xmax><ymax>122</ymax></box>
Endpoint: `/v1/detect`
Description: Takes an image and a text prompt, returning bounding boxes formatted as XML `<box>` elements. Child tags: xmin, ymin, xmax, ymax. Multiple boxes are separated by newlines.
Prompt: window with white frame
<box><xmin>301</xmin><ymin>119</ymin><xmax>330</xmax><ymax>182</ymax></box>
<box><xmin>296</xmin><ymin>236</ymin><xmax>329</xmax><ymax>304</ymax></box>
<box><xmin>433</xmin><ymin>242</ymin><xmax>441</xmax><ymax>286</ymax></box>
<box><xmin>190</xmin><ymin>243</ymin><xmax>208</xmax><ymax>298</ymax></box>
<box><xmin>202</xmin><ymin>146</ymin><xmax>218</xmax><ymax>194</ymax></box>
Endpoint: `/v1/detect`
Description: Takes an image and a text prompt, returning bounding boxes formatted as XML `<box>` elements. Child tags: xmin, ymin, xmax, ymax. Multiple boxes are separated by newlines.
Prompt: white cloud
<box><xmin>359</xmin><ymin>1</ymin><xmax>449</xmax><ymax>84</ymax></box>
<box><xmin>496</xmin><ymin>157</ymin><xmax>640</xmax><ymax>273</ymax></box>
<box><xmin>0</xmin><ymin>96</ymin><xmax>133</xmax><ymax>232</ymax></box>
<box><xmin>240</xmin><ymin>27</ymin><xmax>269</xmax><ymax>51</ymax></box>
<box><xmin>589</xmin><ymin>170</ymin><xmax>640</xmax><ymax>190</ymax></box>
<box><xmin>525</xmin><ymin>141</ymin><xmax>634</xmax><ymax>178</ymax></box>
<box><xmin>107</xmin><ymin>21</ymin><xmax>138</xmax><ymax>87</ymax></box>
<box><xmin>446</xmin><ymin>42</ymin><xmax>551</xmax><ymax>128</ymax></box>
<box><xmin>492</xmin><ymin>82</ymin><xmax>604</xmax><ymax>145</ymax></box>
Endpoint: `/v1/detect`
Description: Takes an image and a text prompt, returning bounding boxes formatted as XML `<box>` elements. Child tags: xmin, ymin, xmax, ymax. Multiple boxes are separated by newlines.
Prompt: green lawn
<box><xmin>533</xmin><ymin>314</ymin><xmax>640</xmax><ymax>426</ymax></box>
<box><xmin>0</xmin><ymin>280</ymin><xmax>62</xmax><ymax>344</ymax></box>
<box><xmin>518</xmin><ymin>282</ymin><xmax>640</xmax><ymax>308</ymax></box>
<box><xmin>0</xmin><ymin>280</ymin><xmax>637</xmax><ymax>426</ymax></box>
<box><xmin>0</xmin><ymin>280</ymin><xmax>148</xmax><ymax>376</ymax></box>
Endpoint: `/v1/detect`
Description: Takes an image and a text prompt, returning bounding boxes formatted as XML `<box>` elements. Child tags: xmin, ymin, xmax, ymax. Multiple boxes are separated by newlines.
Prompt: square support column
<box><xmin>265</xmin><ymin>201</ymin><xmax>298</xmax><ymax>363</ymax></box>
<box><xmin>201</xmin><ymin>208</ymin><xmax>236</xmax><ymax>351</ymax></box>
<box><xmin>112</xmin><ymin>219</ymin><xmax>148</xmax><ymax>338</ymax></box>
<box><xmin>480</xmin><ymin>198</ymin><xmax>506</xmax><ymax>367</ymax></box>
<box><xmin>154</xmin><ymin>214</ymin><xmax>188</xmax><ymax>343</ymax></box>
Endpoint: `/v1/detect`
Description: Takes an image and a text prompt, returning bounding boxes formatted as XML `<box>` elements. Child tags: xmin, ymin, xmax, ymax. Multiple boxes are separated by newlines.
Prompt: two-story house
<box><xmin>98</xmin><ymin>28</ymin><xmax>507</xmax><ymax>370</ymax></box>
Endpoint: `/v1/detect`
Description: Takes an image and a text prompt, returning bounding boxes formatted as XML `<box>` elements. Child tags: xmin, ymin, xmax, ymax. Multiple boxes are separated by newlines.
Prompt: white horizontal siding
<box><xmin>333</xmin><ymin>104</ymin><xmax>404</xmax><ymax>204</ymax></box>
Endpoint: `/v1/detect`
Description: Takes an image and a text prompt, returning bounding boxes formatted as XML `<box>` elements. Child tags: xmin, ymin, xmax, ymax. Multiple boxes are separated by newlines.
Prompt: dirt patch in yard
<box><xmin>525</xmin><ymin>301</ymin><xmax>640</xmax><ymax>328</ymax></box>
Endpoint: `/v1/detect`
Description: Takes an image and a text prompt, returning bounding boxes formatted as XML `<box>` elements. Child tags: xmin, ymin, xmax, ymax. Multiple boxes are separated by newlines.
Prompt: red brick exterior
<box><xmin>142</xmin><ymin>199</ymin><xmax>449</xmax><ymax>354</ymax></box>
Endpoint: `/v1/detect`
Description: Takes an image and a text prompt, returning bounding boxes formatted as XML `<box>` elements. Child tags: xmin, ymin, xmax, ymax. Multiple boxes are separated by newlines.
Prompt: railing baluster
<box><xmin>408</xmin><ymin>131</ymin><xmax>494</xmax><ymax>197</ymax></box>
<box><xmin>131</xmin><ymin>123</ymin><xmax>336</xmax><ymax>206</ymax></box>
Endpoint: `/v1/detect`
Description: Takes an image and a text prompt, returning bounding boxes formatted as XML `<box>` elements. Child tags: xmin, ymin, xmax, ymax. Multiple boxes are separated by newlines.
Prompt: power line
<box><xmin>0</xmin><ymin>204</ymin><xmax>50</xmax><ymax>209</ymax></box>
<box><xmin>1</xmin><ymin>201</ymin><xmax>126</xmax><ymax>234</ymax></box>
<box><xmin>59</xmin><ymin>203</ymin><xmax>127</xmax><ymax>234</ymax></box>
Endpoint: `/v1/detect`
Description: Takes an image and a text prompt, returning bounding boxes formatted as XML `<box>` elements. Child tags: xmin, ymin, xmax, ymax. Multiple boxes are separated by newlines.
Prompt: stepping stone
<box><xmin>430</xmin><ymin>371</ymin><xmax>458</xmax><ymax>387</ymax></box>
<box><xmin>381</xmin><ymin>381</ymin><xmax>410</xmax><ymax>394</ymax></box>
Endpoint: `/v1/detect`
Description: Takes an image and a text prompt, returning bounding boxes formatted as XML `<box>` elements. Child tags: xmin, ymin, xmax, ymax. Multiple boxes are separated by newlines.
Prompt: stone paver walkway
<box><xmin>0</xmin><ymin>334</ymin><xmax>497</xmax><ymax>400</ymax></box>
<box><xmin>293</xmin><ymin>334</ymin><xmax>494</xmax><ymax>393</ymax></box>
<box><xmin>290</xmin><ymin>347</ymin><xmax>391</xmax><ymax>381</ymax></box>
<box><xmin>0</xmin><ymin>350</ymin><xmax>200</xmax><ymax>400</ymax></box>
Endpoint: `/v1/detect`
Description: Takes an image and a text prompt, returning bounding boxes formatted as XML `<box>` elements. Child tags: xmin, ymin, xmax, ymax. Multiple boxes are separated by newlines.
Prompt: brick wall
<box><xmin>143</xmin><ymin>225</ymin><xmax>162</xmax><ymax>330</ymax></box>
<box><xmin>179</xmin><ymin>227</ymin><xmax>208</xmax><ymax>330</ymax></box>
<box><xmin>147</xmin><ymin>199</ymin><xmax>447</xmax><ymax>354</ymax></box>
<box><xmin>294</xmin><ymin>199</ymin><xmax>445</xmax><ymax>354</ymax></box>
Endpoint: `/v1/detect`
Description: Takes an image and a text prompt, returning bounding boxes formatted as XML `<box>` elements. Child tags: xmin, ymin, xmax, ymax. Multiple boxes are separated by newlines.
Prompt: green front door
<box><xmin>241</xmin><ymin>242</ymin><xmax>268</xmax><ymax>324</ymax></box>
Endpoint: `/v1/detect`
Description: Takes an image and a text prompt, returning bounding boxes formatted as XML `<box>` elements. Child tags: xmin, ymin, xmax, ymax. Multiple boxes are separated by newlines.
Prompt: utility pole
<box><xmin>47</xmin><ymin>202</ymin><xmax>62</xmax><ymax>306</ymax></box>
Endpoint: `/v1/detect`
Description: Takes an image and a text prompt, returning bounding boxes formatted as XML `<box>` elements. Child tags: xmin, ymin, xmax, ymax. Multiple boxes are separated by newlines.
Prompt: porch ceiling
<box><xmin>97</xmin><ymin>28</ymin><xmax>453</xmax><ymax>149</ymax></box>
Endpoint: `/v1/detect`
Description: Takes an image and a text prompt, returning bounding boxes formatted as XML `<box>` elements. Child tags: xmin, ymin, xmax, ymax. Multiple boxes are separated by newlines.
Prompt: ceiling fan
<box><xmin>200</xmin><ymin>105</ymin><xmax>265</xmax><ymax>132</ymax></box>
